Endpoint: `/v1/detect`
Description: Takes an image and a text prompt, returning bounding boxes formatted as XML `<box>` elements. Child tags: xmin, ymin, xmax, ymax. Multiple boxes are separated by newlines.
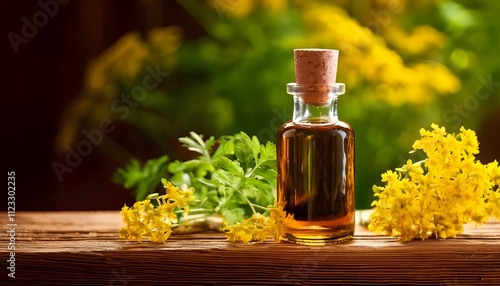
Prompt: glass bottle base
<box><xmin>281</xmin><ymin>225</ymin><xmax>354</xmax><ymax>245</ymax></box>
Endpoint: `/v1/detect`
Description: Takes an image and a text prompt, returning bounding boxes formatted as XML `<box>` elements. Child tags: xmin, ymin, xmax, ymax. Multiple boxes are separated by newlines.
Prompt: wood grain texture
<box><xmin>1</xmin><ymin>211</ymin><xmax>500</xmax><ymax>285</ymax></box>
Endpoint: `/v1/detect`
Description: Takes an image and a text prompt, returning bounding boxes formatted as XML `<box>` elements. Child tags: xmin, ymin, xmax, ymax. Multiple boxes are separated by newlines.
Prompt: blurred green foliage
<box><xmin>58</xmin><ymin>0</ymin><xmax>500</xmax><ymax>209</ymax></box>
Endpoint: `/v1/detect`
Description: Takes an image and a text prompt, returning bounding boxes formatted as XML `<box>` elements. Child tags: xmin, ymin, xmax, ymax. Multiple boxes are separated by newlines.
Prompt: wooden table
<box><xmin>2</xmin><ymin>211</ymin><xmax>500</xmax><ymax>285</ymax></box>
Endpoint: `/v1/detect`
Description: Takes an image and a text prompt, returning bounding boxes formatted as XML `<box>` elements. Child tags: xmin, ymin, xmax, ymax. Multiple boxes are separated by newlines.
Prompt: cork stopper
<box><xmin>293</xmin><ymin>49</ymin><xmax>339</xmax><ymax>105</ymax></box>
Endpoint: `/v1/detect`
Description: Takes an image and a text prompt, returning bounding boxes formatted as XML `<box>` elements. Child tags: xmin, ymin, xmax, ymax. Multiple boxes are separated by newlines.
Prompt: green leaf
<box><xmin>234</xmin><ymin>136</ymin><xmax>254</xmax><ymax>171</ymax></box>
<box><xmin>212</xmin><ymin>170</ymin><xmax>240</xmax><ymax>189</ymax></box>
<box><xmin>221</xmin><ymin>207</ymin><xmax>246</xmax><ymax>226</ymax></box>
<box><xmin>244</xmin><ymin>178</ymin><xmax>269</xmax><ymax>193</ymax></box>
<box><xmin>241</xmin><ymin>186</ymin><xmax>259</xmax><ymax>199</ymax></box>
<box><xmin>212</xmin><ymin>136</ymin><xmax>235</xmax><ymax>160</ymax></box>
<box><xmin>169</xmin><ymin>172</ymin><xmax>191</xmax><ymax>187</ymax></box>
<box><xmin>253</xmin><ymin>166</ymin><xmax>277</xmax><ymax>184</ymax></box>
<box><xmin>213</xmin><ymin>156</ymin><xmax>244</xmax><ymax>177</ymax></box>
<box><xmin>195</xmin><ymin>161</ymin><xmax>215</xmax><ymax>178</ymax></box>
<box><xmin>190</xmin><ymin>131</ymin><xmax>206</xmax><ymax>147</ymax></box>
<box><xmin>197</xmin><ymin>177</ymin><xmax>218</xmax><ymax>188</ymax></box>
<box><xmin>242</xmin><ymin>178</ymin><xmax>275</xmax><ymax>206</ymax></box>
<box><xmin>113</xmin><ymin>155</ymin><xmax>169</xmax><ymax>201</ymax></box>
<box><xmin>261</xmin><ymin>141</ymin><xmax>277</xmax><ymax>162</ymax></box>
<box><xmin>167</xmin><ymin>160</ymin><xmax>186</xmax><ymax>173</ymax></box>
<box><xmin>178</xmin><ymin>132</ymin><xmax>216</xmax><ymax>160</ymax></box>
<box><xmin>239</xmin><ymin>132</ymin><xmax>260</xmax><ymax>164</ymax></box>
<box><xmin>251</xmin><ymin>135</ymin><xmax>261</xmax><ymax>162</ymax></box>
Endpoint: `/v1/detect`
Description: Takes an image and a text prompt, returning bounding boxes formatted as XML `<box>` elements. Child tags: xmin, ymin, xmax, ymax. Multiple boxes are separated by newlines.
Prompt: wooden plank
<box><xmin>1</xmin><ymin>211</ymin><xmax>500</xmax><ymax>285</ymax></box>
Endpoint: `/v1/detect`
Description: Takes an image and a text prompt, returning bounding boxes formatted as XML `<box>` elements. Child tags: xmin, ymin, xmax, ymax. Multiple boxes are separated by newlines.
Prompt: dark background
<box><xmin>2</xmin><ymin>0</ymin><xmax>201</xmax><ymax>210</ymax></box>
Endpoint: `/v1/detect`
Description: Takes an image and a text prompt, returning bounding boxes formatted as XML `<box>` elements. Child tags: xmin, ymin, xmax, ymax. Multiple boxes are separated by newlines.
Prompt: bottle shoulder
<box><xmin>278</xmin><ymin>120</ymin><xmax>354</xmax><ymax>133</ymax></box>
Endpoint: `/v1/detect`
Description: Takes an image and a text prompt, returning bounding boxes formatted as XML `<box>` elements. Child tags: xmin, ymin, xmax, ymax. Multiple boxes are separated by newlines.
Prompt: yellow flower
<box><xmin>119</xmin><ymin>180</ymin><xmax>196</xmax><ymax>243</ymax></box>
<box><xmin>384</xmin><ymin>25</ymin><xmax>445</xmax><ymax>54</ymax></box>
<box><xmin>299</xmin><ymin>3</ymin><xmax>460</xmax><ymax>106</ymax></box>
<box><xmin>369</xmin><ymin>124</ymin><xmax>500</xmax><ymax>241</ymax></box>
<box><xmin>487</xmin><ymin>161</ymin><xmax>500</xmax><ymax>186</ymax></box>
<box><xmin>225</xmin><ymin>223</ymin><xmax>253</xmax><ymax>243</ymax></box>
<box><xmin>459</xmin><ymin>126</ymin><xmax>479</xmax><ymax>155</ymax></box>
<box><xmin>156</xmin><ymin>202</ymin><xmax>177</xmax><ymax>223</ymax></box>
<box><xmin>162</xmin><ymin>180</ymin><xmax>196</xmax><ymax>213</ymax></box>
<box><xmin>381</xmin><ymin>170</ymin><xmax>399</xmax><ymax>183</ymax></box>
<box><xmin>266</xmin><ymin>201</ymin><xmax>290</xmax><ymax>242</ymax></box>
<box><xmin>224</xmin><ymin>201</ymin><xmax>290</xmax><ymax>243</ymax></box>
<box><xmin>224</xmin><ymin>213</ymin><xmax>267</xmax><ymax>243</ymax></box>
<box><xmin>212</xmin><ymin>0</ymin><xmax>287</xmax><ymax>17</ymax></box>
<box><xmin>262</xmin><ymin>0</ymin><xmax>287</xmax><ymax>12</ymax></box>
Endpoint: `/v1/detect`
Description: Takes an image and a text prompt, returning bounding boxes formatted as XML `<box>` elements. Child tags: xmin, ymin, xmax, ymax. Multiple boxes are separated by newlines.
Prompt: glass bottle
<box><xmin>277</xmin><ymin>49</ymin><xmax>355</xmax><ymax>244</ymax></box>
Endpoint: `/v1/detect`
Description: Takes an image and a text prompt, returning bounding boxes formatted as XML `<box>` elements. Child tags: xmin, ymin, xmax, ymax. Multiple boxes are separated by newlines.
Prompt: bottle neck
<box><xmin>293</xmin><ymin>96</ymin><xmax>338</xmax><ymax>125</ymax></box>
<box><xmin>287</xmin><ymin>83</ymin><xmax>345</xmax><ymax>125</ymax></box>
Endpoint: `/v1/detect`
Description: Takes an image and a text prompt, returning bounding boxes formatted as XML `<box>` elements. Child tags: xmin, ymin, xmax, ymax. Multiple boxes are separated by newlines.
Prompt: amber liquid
<box><xmin>277</xmin><ymin>119</ymin><xmax>355</xmax><ymax>244</ymax></box>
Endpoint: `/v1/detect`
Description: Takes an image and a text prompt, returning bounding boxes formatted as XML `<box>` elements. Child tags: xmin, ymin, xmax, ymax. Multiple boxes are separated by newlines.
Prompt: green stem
<box><xmin>176</xmin><ymin>213</ymin><xmax>210</xmax><ymax>225</ymax></box>
<box><xmin>246</xmin><ymin>161</ymin><xmax>264</xmax><ymax>178</ymax></box>
<box><xmin>236</xmin><ymin>189</ymin><xmax>257</xmax><ymax>214</ymax></box>
<box><xmin>174</xmin><ymin>208</ymin><xmax>213</xmax><ymax>214</ymax></box>
<box><xmin>183</xmin><ymin>214</ymin><xmax>209</xmax><ymax>220</ymax></box>
<box><xmin>252</xmin><ymin>204</ymin><xmax>268</xmax><ymax>212</ymax></box>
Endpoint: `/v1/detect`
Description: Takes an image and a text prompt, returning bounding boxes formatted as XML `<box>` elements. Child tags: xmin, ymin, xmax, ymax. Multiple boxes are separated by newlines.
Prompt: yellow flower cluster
<box><xmin>213</xmin><ymin>0</ymin><xmax>288</xmax><ymax>17</ymax></box>
<box><xmin>85</xmin><ymin>26</ymin><xmax>181</xmax><ymax>93</ymax></box>
<box><xmin>224</xmin><ymin>201</ymin><xmax>290</xmax><ymax>243</ymax></box>
<box><xmin>384</xmin><ymin>25</ymin><xmax>445</xmax><ymax>55</ymax></box>
<box><xmin>119</xmin><ymin>180</ymin><xmax>196</xmax><ymax>243</ymax></box>
<box><xmin>215</xmin><ymin>0</ymin><xmax>459</xmax><ymax>106</ymax></box>
<box><xmin>56</xmin><ymin>26</ymin><xmax>181</xmax><ymax>151</ymax></box>
<box><xmin>299</xmin><ymin>4</ymin><xmax>460</xmax><ymax>106</ymax></box>
<box><xmin>369</xmin><ymin>124</ymin><xmax>500</xmax><ymax>241</ymax></box>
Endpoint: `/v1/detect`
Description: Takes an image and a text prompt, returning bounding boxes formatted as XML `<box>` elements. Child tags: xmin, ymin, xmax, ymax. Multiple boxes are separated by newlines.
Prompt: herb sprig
<box><xmin>115</xmin><ymin>131</ymin><xmax>279</xmax><ymax>242</ymax></box>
